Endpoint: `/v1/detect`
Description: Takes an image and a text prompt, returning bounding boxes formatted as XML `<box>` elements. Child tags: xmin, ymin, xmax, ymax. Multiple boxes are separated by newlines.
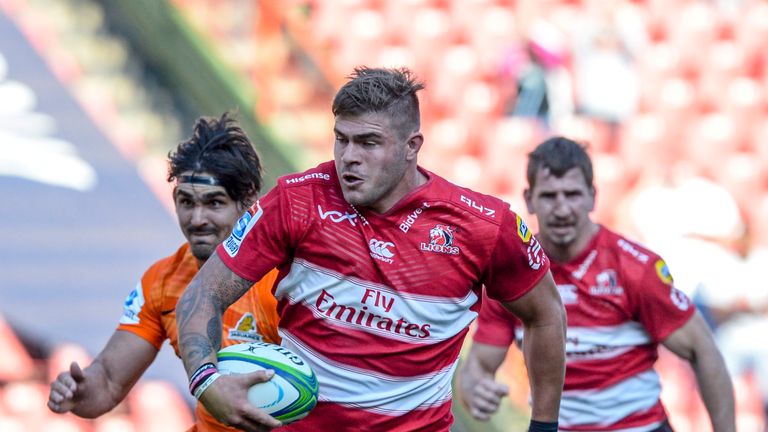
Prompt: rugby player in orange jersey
<box><xmin>47</xmin><ymin>112</ymin><xmax>280</xmax><ymax>431</ymax></box>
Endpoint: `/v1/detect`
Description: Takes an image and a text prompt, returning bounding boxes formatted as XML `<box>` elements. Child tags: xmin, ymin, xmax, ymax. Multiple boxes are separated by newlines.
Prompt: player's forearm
<box><xmin>177</xmin><ymin>254</ymin><xmax>255</xmax><ymax>375</ymax></box>
<box><xmin>523</xmin><ymin>320</ymin><xmax>565</xmax><ymax>422</ymax></box>
<box><xmin>691</xmin><ymin>349</ymin><xmax>736</xmax><ymax>432</ymax></box>
<box><xmin>459</xmin><ymin>354</ymin><xmax>485</xmax><ymax>390</ymax></box>
<box><xmin>176</xmin><ymin>278</ymin><xmax>224</xmax><ymax>375</ymax></box>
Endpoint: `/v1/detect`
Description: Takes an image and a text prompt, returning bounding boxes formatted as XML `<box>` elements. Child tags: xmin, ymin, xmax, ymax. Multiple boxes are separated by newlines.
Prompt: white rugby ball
<box><xmin>217</xmin><ymin>342</ymin><xmax>319</xmax><ymax>424</ymax></box>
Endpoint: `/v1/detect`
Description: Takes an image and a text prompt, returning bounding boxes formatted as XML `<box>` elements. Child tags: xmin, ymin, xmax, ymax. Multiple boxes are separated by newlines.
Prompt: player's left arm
<box><xmin>177</xmin><ymin>253</ymin><xmax>281</xmax><ymax>430</ymax></box>
<box><xmin>502</xmin><ymin>270</ymin><xmax>565</xmax><ymax>423</ymax></box>
<box><xmin>662</xmin><ymin>311</ymin><xmax>736</xmax><ymax>432</ymax></box>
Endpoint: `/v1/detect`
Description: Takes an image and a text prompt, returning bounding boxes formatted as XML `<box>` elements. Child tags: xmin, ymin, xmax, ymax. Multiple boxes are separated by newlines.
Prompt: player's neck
<box><xmin>367</xmin><ymin>167</ymin><xmax>428</xmax><ymax>214</ymax></box>
<box><xmin>543</xmin><ymin>222</ymin><xmax>600</xmax><ymax>263</ymax></box>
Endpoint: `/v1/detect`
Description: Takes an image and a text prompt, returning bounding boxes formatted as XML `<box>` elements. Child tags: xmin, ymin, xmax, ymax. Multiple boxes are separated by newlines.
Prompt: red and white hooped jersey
<box><xmin>217</xmin><ymin>161</ymin><xmax>549</xmax><ymax>431</ymax></box>
<box><xmin>474</xmin><ymin>226</ymin><xmax>695</xmax><ymax>432</ymax></box>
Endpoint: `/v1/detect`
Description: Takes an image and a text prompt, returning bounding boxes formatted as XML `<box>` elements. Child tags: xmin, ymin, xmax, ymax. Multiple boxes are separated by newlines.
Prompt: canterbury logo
<box><xmin>369</xmin><ymin>239</ymin><xmax>395</xmax><ymax>258</ymax></box>
<box><xmin>318</xmin><ymin>205</ymin><xmax>357</xmax><ymax>226</ymax></box>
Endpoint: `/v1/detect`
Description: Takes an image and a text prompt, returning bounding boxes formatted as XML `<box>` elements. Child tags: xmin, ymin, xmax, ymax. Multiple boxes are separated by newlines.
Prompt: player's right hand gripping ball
<box><xmin>217</xmin><ymin>342</ymin><xmax>319</xmax><ymax>423</ymax></box>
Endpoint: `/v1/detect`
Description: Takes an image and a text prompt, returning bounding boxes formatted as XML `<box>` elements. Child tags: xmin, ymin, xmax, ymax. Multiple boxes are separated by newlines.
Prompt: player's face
<box><xmin>173</xmin><ymin>173</ymin><xmax>245</xmax><ymax>264</ymax></box>
<box><xmin>525</xmin><ymin>167</ymin><xmax>595</xmax><ymax>251</ymax></box>
<box><xmin>334</xmin><ymin>112</ymin><xmax>420</xmax><ymax>213</ymax></box>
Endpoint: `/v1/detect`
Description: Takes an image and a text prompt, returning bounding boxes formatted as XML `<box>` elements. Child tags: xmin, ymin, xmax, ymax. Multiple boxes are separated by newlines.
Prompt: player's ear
<box><xmin>405</xmin><ymin>132</ymin><xmax>424</xmax><ymax>161</ymax></box>
<box><xmin>523</xmin><ymin>188</ymin><xmax>535</xmax><ymax>214</ymax></box>
<box><xmin>588</xmin><ymin>185</ymin><xmax>597</xmax><ymax>212</ymax></box>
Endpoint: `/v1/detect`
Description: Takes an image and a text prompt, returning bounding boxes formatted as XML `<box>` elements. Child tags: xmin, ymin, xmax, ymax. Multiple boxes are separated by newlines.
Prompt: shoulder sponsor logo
<box><xmin>369</xmin><ymin>238</ymin><xmax>395</xmax><ymax>264</ymax></box>
<box><xmin>557</xmin><ymin>284</ymin><xmax>578</xmax><ymax>305</ymax></box>
<box><xmin>527</xmin><ymin>235</ymin><xmax>544</xmax><ymax>270</ymax></box>
<box><xmin>285</xmin><ymin>172</ymin><xmax>330</xmax><ymax>184</ymax></box>
<box><xmin>420</xmin><ymin>224</ymin><xmax>460</xmax><ymax>255</ymax></box>
<box><xmin>224</xmin><ymin>202</ymin><xmax>263</xmax><ymax>257</ymax></box>
<box><xmin>655</xmin><ymin>259</ymin><xmax>673</xmax><ymax>284</ymax></box>
<box><xmin>617</xmin><ymin>239</ymin><xmax>649</xmax><ymax>263</ymax></box>
<box><xmin>670</xmin><ymin>286</ymin><xmax>690</xmax><ymax>311</ymax></box>
<box><xmin>515</xmin><ymin>214</ymin><xmax>532</xmax><ymax>242</ymax></box>
<box><xmin>228</xmin><ymin>312</ymin><xmax>264</xmax><ymax>342</ymax></box>
<box><xmin>399</xmin><ymin>202</ymin><xmax>430</xmax><ymax>233</ymax></box>
<box><xmin>119</xmin><ymin>282</ymin><xmax>145</xmax><ymax>325</ymax></box>
<box><xmin>589</xmin><ymin>269</ymin><xmax>624</xmax><ymax>296</ymax></box>
<box><xmin>460</xmin><ymin>195</ymin><xmax>496</xmax><ymax>218</ymax></box>
<box><xmin>318</xmin><ymin>205</ymin><xmax>358</xmax><ymax>226</ymax></box>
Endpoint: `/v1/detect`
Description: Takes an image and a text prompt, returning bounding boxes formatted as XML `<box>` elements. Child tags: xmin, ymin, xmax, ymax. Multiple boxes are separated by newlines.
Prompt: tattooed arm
<box><xmin>177</xmin><ymin>253</ymin><xmax>248</xmax><ymax>370</ymax></box>
<box><xmin>176</xmin><ymin>253</ymin><xmax>282</xmax><ymax>431</ymax></box>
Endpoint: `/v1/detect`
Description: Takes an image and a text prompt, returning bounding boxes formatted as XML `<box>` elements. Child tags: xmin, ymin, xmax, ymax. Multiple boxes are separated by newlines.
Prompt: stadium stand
<box><xmin>174</xmin><ymin>0</ymin><xmax>768</xmax><ymax>239</ymax></box>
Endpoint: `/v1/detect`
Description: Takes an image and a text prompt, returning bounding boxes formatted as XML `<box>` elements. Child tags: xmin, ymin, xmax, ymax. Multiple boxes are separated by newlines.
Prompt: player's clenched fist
<box><xmin>460</xmin><ymin>374</ymin><xmax>509</xmax><ymax>421</ymax></box>
<box><xmin>48</xmin><ymin>361</ymin><xmax>86</xmax><ymax>413</ymax></box>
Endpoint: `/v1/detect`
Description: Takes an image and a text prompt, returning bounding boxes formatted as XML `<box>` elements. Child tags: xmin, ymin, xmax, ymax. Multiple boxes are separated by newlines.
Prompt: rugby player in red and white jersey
<box><xmin>457</xmin><ymin>137</ymin><xmax>736</xmax><ymax>432</ymax></box>
<box><xmin>175</xmin><ymin>67</ymin><xmax>567</xmax><ymax>432</ymax></box>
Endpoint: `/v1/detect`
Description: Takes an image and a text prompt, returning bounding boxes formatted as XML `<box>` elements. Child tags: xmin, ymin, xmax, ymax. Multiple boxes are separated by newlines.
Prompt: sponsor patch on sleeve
<box><xmin>670</xmin><ymin>286</ymin><xmax>690</xmax><ymax>311</ymax></box>
<box><xmin>224</xmin><ymin>202</ymin><xmax>263</xmax><ymax>257</ymax></box>
<box><xmin>516</xmin><ymin>214</ymin><xmax>532</xmax><ymax>243</ymax></box>
<box><xmin>654</xmin><ymin>259</ymin><xmax>674</xmax><ymax>284</ymax></box>
<box><xmin>527</xmin><ymin>235</ymin><xmax>544</xmax><ymax>270</ymax></box>
<box><xmin>119</xmin><ymin>282</ymin><xmax>145</xmax><ymax>325</ymax></box>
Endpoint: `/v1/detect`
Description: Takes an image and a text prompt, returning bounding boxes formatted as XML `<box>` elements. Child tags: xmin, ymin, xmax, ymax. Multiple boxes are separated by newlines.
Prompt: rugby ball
<box><xmin>216</xmin><ymin>342</ymin><xmax>319</xmax><ymax>424</ymax></box>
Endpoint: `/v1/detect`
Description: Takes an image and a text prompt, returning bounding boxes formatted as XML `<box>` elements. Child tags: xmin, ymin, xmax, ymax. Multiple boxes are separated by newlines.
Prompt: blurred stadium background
<box><xmin>0</xmin><ymin>0</ymin><xmax>766</xmax><ymax>430</ymax></box>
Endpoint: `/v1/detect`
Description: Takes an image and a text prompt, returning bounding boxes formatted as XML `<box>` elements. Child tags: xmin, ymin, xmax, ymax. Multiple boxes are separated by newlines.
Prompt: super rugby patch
<box><xmin>224</xmin><ymin>202</ymin><xmax>263</xmax><ymax>257</ymax></box>
<box><xmin>119</xmin><ymin>282</ymin><xmax>145</xmax><ymax>325</ymax></box>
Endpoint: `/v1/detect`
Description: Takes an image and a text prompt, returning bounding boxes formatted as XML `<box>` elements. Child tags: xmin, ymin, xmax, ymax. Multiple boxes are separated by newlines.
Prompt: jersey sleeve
<box><xmin>473</xmin><ymin>289</ymin><xmax>519</xmax><ymax>347</ymax></box>
<box><xmin>484</xmin><ymin>209</ymin><xmax>550</xmax><ymax>303</ymax></box>
<box><xmin>115</xmin><ymin>266</ymin><xmax>166</xmax><ymax>350</ymax></box>
<box><xmin>218</xmin><ymin>183</ymin><xmax>298</xmax><ymax>282</ymax></box>
<box><xmin>630</xmin><ymin>257</ymin><xmax>695</xmax><ymax>342</ymax></box>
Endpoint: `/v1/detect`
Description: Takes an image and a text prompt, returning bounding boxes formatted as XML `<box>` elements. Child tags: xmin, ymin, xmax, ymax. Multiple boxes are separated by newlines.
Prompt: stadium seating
<box><xmin>0</xmin><ymin>320</ymin><xmax>194</xmax><ymax>432</ymax></box>
<box><xmin>0</xmin><ymin>315</ymin><xmax>35</xmax><ymax>382</ymax></box>
<box><xmin>218</xmin><ymin>0</ymin><xmax>767</xmax><ymax>217</ymax></box>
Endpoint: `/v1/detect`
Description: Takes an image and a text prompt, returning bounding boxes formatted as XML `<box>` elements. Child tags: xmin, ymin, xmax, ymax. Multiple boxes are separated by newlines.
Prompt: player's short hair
<box><xmin>527</xmin><ymin>136</ymin><xmax>594</xmax><ymax>189</ymax></box>
<box><xmin>332</xmin><ymin>66</ymin><xmax>425</xmax><ymax>140</ymax></box>
<box><xmin>167</xmin><ymin>111</ymin><xmax>262</xmax><ymax>205</ymax></box>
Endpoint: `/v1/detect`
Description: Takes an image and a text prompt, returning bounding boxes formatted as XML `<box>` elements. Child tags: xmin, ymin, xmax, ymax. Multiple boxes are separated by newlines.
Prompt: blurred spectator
<box><xmin>572</xmin><ymin>0</ymin><xmax>647</xmax><ymax>151</ymax></box>
<box><xmin>500</xmin><ymin>21</ymin><xmax>573</xmax><ymax>129</ymax></box>
<box><xmin>713</xmin><ymin>226</ymin><xmax>768</xmax><ymax>431</ymax></box>
<box><xmin>629</xmin><ymin>176</ymin><xmax>746</xmax><ymax>313</ymax></box>
<box><xmin>629</xmin><ymin>176</ymin><xmax>768</xmax><ymax>429</ymax></box>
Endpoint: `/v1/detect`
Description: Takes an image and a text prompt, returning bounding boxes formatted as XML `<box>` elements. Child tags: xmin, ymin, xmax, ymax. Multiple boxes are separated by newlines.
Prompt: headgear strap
<box><xmin>178</xmin><ymin>174</ymin><xmax>222</xmax><ymax>186</ymax></box>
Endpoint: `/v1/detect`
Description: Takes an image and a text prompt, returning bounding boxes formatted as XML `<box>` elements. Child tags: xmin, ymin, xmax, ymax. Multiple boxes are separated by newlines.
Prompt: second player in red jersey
<box><xmin>458</xmin><ymin>137</ymin><xmax>735</xmax><ymax>432</ymax></box>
